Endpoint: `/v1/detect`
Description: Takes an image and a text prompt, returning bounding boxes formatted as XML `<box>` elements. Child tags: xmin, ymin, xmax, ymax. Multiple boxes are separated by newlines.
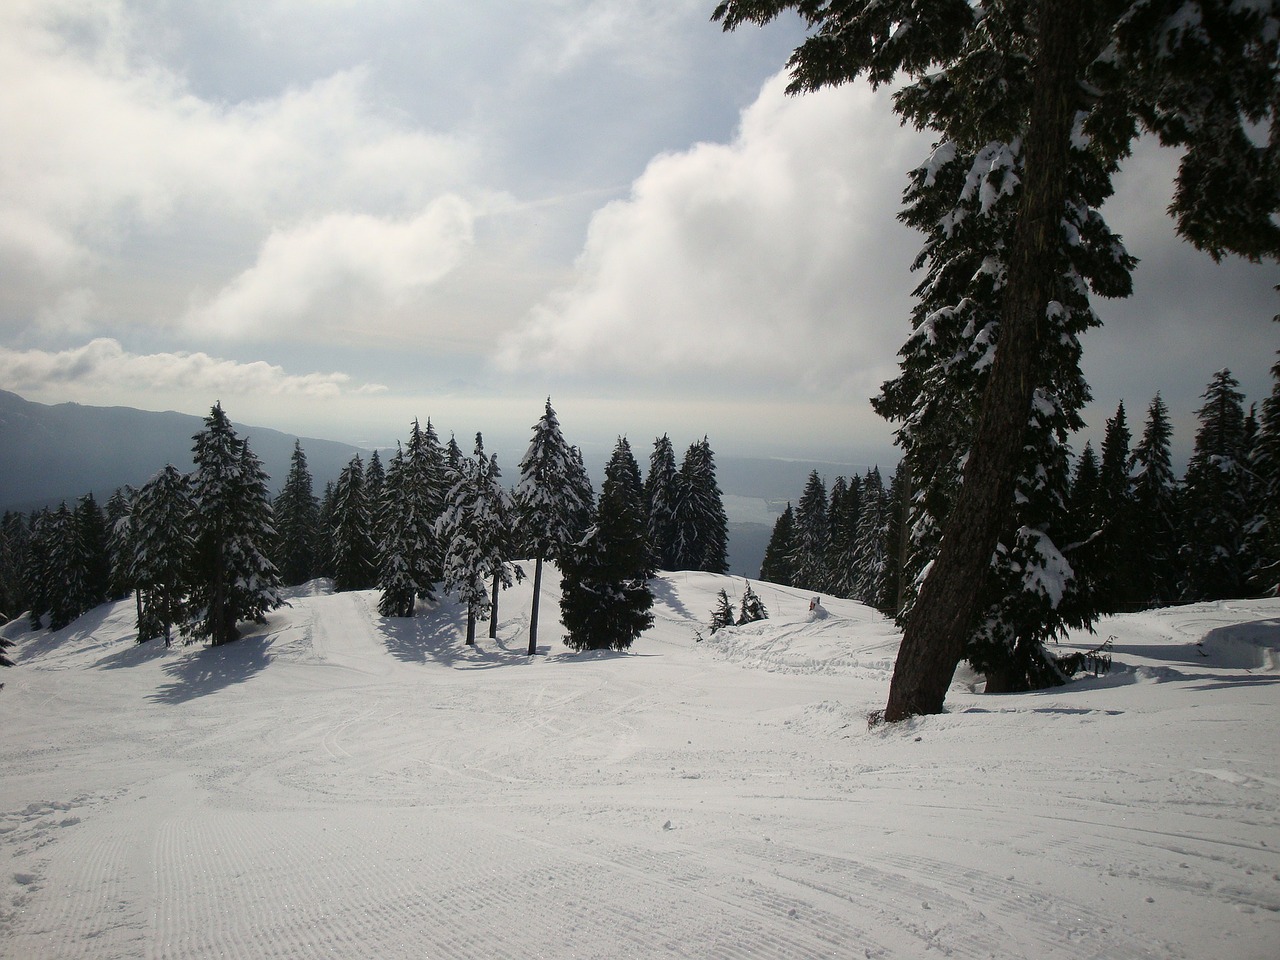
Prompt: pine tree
<box><xmin>1181</xmin><ymin>370</ymin><xmax>1251</xmax><ymax>600</ymax></box>
<box><xmin>24</xmin><ymin>509</ymin><xmax>52</xmax><ymax>630</ymax></box>
<box><xmin>1094</xmin><ymin>402</ymin><xmax>1135</xmax><ymax>610</ymax></box>
<box><xmin>644</xmin><ymin>434</ymin><xmax>680</xmax><ymax>571</ymax></box>
<box><xmin>437</xmin><ymin>434</ymin><xmax>519</xmax><ymax>644</ymax></box>
<box><xmin>0</xmin><ymin>511</ymin><xmax>30</xmax><ymax>627</ymax></box>
<box><xmin>737</xmin><ymin>581</ymin><xmax>769</xmax><ymax>625</ymax></box>
<box><xmin>670</xmin><ymin>438</ymin><xmax>729</xmax><ymax>574</ymax></box>
<box><xmin>879</xmin><ymin>463</ymin><xmax>911</xmax><ymax>615</ymax></box>
<box><xmin>715</xmin><ymin>0</ymin><xmax>1280</xmax><ymax>721</ymax></box>
<box><xmin>559</xmin><ymin>437</ymin><xmax>654</xmax><ymax>652</ymax></box>
<box><xmin>708</xmin><ymin>589</ymin><xmax>736</xmax><ymax>635</ymax></box>
<box><xmin>186</xmin><ymin>404</ymin><xmax>283</xmax><ymax>645</ymax></box>
<box><xmin>852</xmin><ymin>467</ymin><xmax>889</xmax><ymax>607</ymax></box>
<box><xmin>825</xmin><ymin>476</ymin><xmax>860</xmax><ymax>598</ymax></box>
<box><xmin>790</xmin><ymin>471</ymin><xmax>829</xmax><ymax>592</ymax></box>
<box><xmin>514</xmin><ymin>399</ymin><xmax>590</xmax><ymax>655</ymax></box>
<box><xmin>1127</xmin><ymin>394</ymin><xmax>1180</xmax><ymax>606</ymax></box>
<box><xmin>330</xmin><ymin>454</ymin><xmax>378</xmax><ymax>593</ymax></box>
<box><xmin>131</xmin><ymin>465</ymin><xmax>194</xmax><ymax>645</ymax></box>
<box><xmin>45</xmin><ymin>503</ymin><xmax>84</xmax><ymax>631</ymax></box>
<box><xmin>760</xmin><ymin>503</ymin><xmax>795</xmax><ymax>586</ymax></box>
<box><xmin>377</xmin><ymin>419</ymin><xmax>446</xmax><ymax>619</ymax></box>
<box><xmin>73</xmin><ymin>493</ymin><xmax>111</xmax><ymax>614</ymax></box>
<box><xmin>273</xmin><ymin>441</ymin><xmax>321</xmax><ymax>587</ymax></box>
<box><xmin>1247</xmin><ymin>351</ymin><xmax>1280</xmax><ymax>596</ymax></box>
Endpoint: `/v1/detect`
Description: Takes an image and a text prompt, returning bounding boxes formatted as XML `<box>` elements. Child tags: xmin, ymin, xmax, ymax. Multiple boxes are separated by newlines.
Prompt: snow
<box><xmin>2</xmin><ymin>574</ymin><xmax>1279</xmax><ymax>959</ymax></box>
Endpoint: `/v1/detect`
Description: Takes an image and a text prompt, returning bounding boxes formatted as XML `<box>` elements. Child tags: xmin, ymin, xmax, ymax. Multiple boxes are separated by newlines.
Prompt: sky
<box><xmin>1</xmin><ymin>0</ymin><xmax>1276</xmax><ymax>473</ymax></box>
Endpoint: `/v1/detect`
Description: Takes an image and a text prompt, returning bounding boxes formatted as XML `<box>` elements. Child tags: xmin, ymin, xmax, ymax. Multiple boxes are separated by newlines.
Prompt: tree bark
<box><xmin>527</xmin><ymin>553</ymin><xmax>543</xmax><ymax>655</ymax></box>
<box><xmin>490</xmin><ymin>574</ymin><xmax>500</xmax><ymax>640</ymax></box>
<box><xmin>883</xmin><ymin>0</ymin><xmax>1082</xmax><ymax>722</ymax></box>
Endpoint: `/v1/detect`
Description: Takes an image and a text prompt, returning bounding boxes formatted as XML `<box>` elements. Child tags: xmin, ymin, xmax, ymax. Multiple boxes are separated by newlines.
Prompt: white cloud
<box><xmin>0</xmin><ymin>338</ymin><xmax>384</xmax><ymax>400</ymax></box>
<box><xmin>183</xmin><ymin>198</ymin><xmax>477</xmax><ymax>340</ymax></box>
<box><xmin>497</xmin><ymin>72</ymin><xmax>932</xmax><ymax>398</ymax></box>
<box><xmin>0</xmin><ymin>0</ymin><xmax>472</xmax><ymax>313</ymax></box>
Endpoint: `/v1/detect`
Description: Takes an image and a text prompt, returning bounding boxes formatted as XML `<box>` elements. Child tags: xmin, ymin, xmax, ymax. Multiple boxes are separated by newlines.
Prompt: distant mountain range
<box><xmin>0</xmin><ymin>390</ymin><xmax>364</xmax><ymax>515</ymax></box>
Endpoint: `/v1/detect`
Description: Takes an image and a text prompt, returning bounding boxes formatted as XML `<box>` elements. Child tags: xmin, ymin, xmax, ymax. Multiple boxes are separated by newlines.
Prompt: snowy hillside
<box><xmin>2</xmin><ymin>573</ymin><xmax>1278</xmax><ymax>959</ymax></box>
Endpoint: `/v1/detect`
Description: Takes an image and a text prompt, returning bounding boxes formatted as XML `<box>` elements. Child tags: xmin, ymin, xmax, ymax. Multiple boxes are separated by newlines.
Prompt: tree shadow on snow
<box><xmin>379</xmin><ymin>604</ymin><xmax>533</xmax><ymax>670</ymax></box>
<box><xmin>649</xmin><ymin>577</ymin><xmax>695</xmax><ymax>623</ymax></box>
<box><xmin>148</xmin><ymin>637</ymin><xmax>271</xmax><ymax>704</ymax></box>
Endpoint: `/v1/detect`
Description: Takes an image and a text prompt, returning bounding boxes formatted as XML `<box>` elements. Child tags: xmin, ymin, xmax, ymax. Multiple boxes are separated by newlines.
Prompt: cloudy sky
<box><xmin>2</xmin><ymin>0</ymin><xmax>1275</xmax><ymax>471</ymax></box>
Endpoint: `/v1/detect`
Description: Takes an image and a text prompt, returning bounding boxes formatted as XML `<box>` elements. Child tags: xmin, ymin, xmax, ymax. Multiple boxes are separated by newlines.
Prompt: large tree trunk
<box><xmin>883</xmin><ymin>1</ymin><xmax>1082</xmax><ymax>722</ymax></box>
<box><xmin>490</xmin><ymin>574</ymin><xmax>500</xmax><ymax>640</ymax></box>
<box><xmin>527</xmin><ymin>553</ymin><xmax>543</xmax><ymax>656</ymax></box>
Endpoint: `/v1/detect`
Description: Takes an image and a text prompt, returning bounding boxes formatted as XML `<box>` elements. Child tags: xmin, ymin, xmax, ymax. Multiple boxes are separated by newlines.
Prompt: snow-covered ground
<box><xmin>2</xmin><ymin>572</ymin><xmax>1278</xmax><ymax>959</ymax></box>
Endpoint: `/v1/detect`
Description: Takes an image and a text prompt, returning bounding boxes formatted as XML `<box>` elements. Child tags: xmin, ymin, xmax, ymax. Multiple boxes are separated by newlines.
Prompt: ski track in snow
<box><xmin>1</xmin><ymin>576</ymin><xmax>1278</xmax><ymax>959</ymax></box>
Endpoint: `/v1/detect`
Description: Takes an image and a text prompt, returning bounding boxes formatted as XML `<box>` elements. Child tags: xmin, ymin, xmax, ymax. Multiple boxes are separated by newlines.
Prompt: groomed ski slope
<box><xmin>2</xmin><ymin>572</ymin><xmax>1278</xmax><ymax>960</ymax></box>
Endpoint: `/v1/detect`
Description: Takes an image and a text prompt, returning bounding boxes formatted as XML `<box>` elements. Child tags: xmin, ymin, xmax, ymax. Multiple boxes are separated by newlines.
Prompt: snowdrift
<box><xmin>2</xmin><ymin>573</ymin><xmax>1277</xmax><ymax>959</ymax></box>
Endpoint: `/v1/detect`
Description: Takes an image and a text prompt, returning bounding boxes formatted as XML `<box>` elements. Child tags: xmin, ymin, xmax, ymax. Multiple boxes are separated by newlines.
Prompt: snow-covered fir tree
<box><xmin>273</xmin><ymin>441</ymin><xmax>321</xmax><ymax>587</ymax></box>
<box><xmin>559</xmin><ymin>437</ymin><xmax>654</xmax><ymax>652</ymax></box>
<box><xmin>669</xmin><ymin>437</ymin><xmax>728</xmax><ymax>574</ymax></box>
<box><xmin>789</xmin><ymin>471</ymin><xmax>829</xmax><ymax>592</ymax></box>
<box><xmin>708</xmin><ymin>589</ymin><xmax>735</xmax><ymax>635</ymax></box>
<box><xmin>377</xmin><ymin>419</ymin><xmax>446</xmax><ymax>619</ymax></box>
<box><xmin>130</xmin><ymin>464</ymin><xmax>193</xmax><ymax>645</ymax></box>
<box><xmin>644</xmin><ymin>434</ymin><xmax>680</xmax><ymax>571</ymax></box>
<box><xmin>852</xmin><ymin>468</ymin><xmax>889</xmax><ymax>607</ymax></box>
<box><xmin>437</xmin><ymin>434</ymin><xmax>518</xmax><ymax>645</ymax></box>
<box><xmin>514</xmin><ymin>399</ymin><xmax>591</xmax><ymax>655</ymax></box>
<box><xmin>736</xmin><ymin>581</ymin><xmax>768</xmax><ymax>625</ymax></box>
<box><xmin>186</xmin><ymin>404</ymin><xmax>283</xmax><ymax>646</ymax></box>
<box><xmin>716</xmin><ymin>0</ymin><xmax>1280</xmax><ymax>720</ymax></box>
<box><xmin>759</xmin><ymin>503</ymin><xmax>795</xmax><ymax>586</ymax></box>
<box><xmin>329</xmin><ymin>454</ymin><xmax>378</xmax><ymax>593</ymax></box>
<box><xmin>1180</xmin><ymin>370</ymin><xmax>1252</xmax><ymax>601</ymax></box>
<box><xmin>824</xmin><ymin>476</ymin><xmax>859</xmax><ymax>598</ymax></box>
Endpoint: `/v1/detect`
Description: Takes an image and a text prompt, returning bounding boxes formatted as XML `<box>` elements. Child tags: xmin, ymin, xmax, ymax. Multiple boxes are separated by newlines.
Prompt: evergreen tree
<box><xmin>0</xmin><ymin>512</ymin><xmax>30</xmax><ymax>626</ymax></box>
<box><xmin>104</xmin><ymin>488</ymin><xmax>135</xmax><ymax>601</ymax></box>
<box><xmin>852</xmin><ymin>467</ymin><xmax>889</xmax><ymax>607</ymax></box>
<box><xmin>131</xmin><ymin>465</ymin><xmax>194</xmax><ymax>645</ymax></box>
<box><xmin>1247</xmin><ymin>351</ymin><xmax>1280</xmax><ymax>596</ymax></box>
<box><xmin>1095</xmin><ymin>402</ymin><xmax>1135</xmax><ymax>610</ymax></box>
<box><xmin>378</xmin><ymin>438</ymin><xmax>441</xmax><ymax>619</ymax></box>
<box><xmin>273</xmin><ymin>441</ymin><xmax>321</xmax><ymax>587</ymax></box>
<box><xmin>644</xmin><ymin>434</ymin><xmax>680</xmax><ymax>570</ymax></box>
<box><xmin>514</xmin><ymin>399</ymin><xmax>590</xmax><ymax>655</ymax></box>
<box><xmin>330</xmin><ymin>454</ymin><xmax>378</xmax><ymax>592</ymax></box>
<box><xmin>880</xmin><ymin>463</ymin><xmax>911</xmax><ymax>615</ymax></box>
<box><xmin>24</xmin><ymin>509</ymin><xmax>52</xmax><ymax>630</ymax></box>
<box><xmin>73</xmin><ymin>493</ymin><xmax>111</xmax><ymax>615</ymax></box>
<box><xmin>1180</xmin><ymin>370</ymin><xmax>1251</xmax><ymax>600</ymax></box>
<box><xmin>737</xmin><ymin>581</ymin><xmax>769</xmax><ymax>625</ymax></box>
<box><xmin>437</xmin><ymin>434</ymin><xmax>519</xmax><ymax>644</ymax></box>
<box><xmin>1127</xmin><ymin>394</ymin><xmax>1180</xmax><ymax>606</ymax></box>
<box><xmin>716</xmin><ymin>0</ymin><xmax>1280</xmax><ymax>721</ymax></box>
<box><xmin>364</xmin><ymin>449</ymin><xmax>387</xmax><ymax>549</ymax></box>
<box><xmin>708</xmin><ymin>589</ymin><xmax>736</xmax><ymax>635</ymax></box>
<box><xmin>825</xmin><ymin>476</ymin><xmax>860</xmax><ymax>598</ymax></box>
<box><xmin>187</xmin><ymin>404</ymin><xmax>283</xmax><ymax>645</ymax></box>
<box><xmin>759</xmin><ymin>503</ymin><xmax>795</xmax><ymax>586</ymax></box>
<box><xmin>317</xmin><ymin>480</ymin><xmax>337</xmax><ymax>580</ymax></box>
<box><xmin>1064</xmin><ymin>440</ymin><xmax>1103</xmax><ymax>615</ymax></box>
<box><xmin>559</xmin><ymin>437</ymin><xmax>654</xmax><ymax>652</ymax></box>
<box><xmin>790</xmin><ymin>471</ymin><xmax>829</xmax><ymax>591</ymax></box>
<box><xmin>45</xmin><ymin>503</ymin><xmax>84</xmax><ymax>631</ymax></box>
<box><xmin>670</xmin><ymin>438</ymin><xmax>729</xmax><ymax>574</ymax></box>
